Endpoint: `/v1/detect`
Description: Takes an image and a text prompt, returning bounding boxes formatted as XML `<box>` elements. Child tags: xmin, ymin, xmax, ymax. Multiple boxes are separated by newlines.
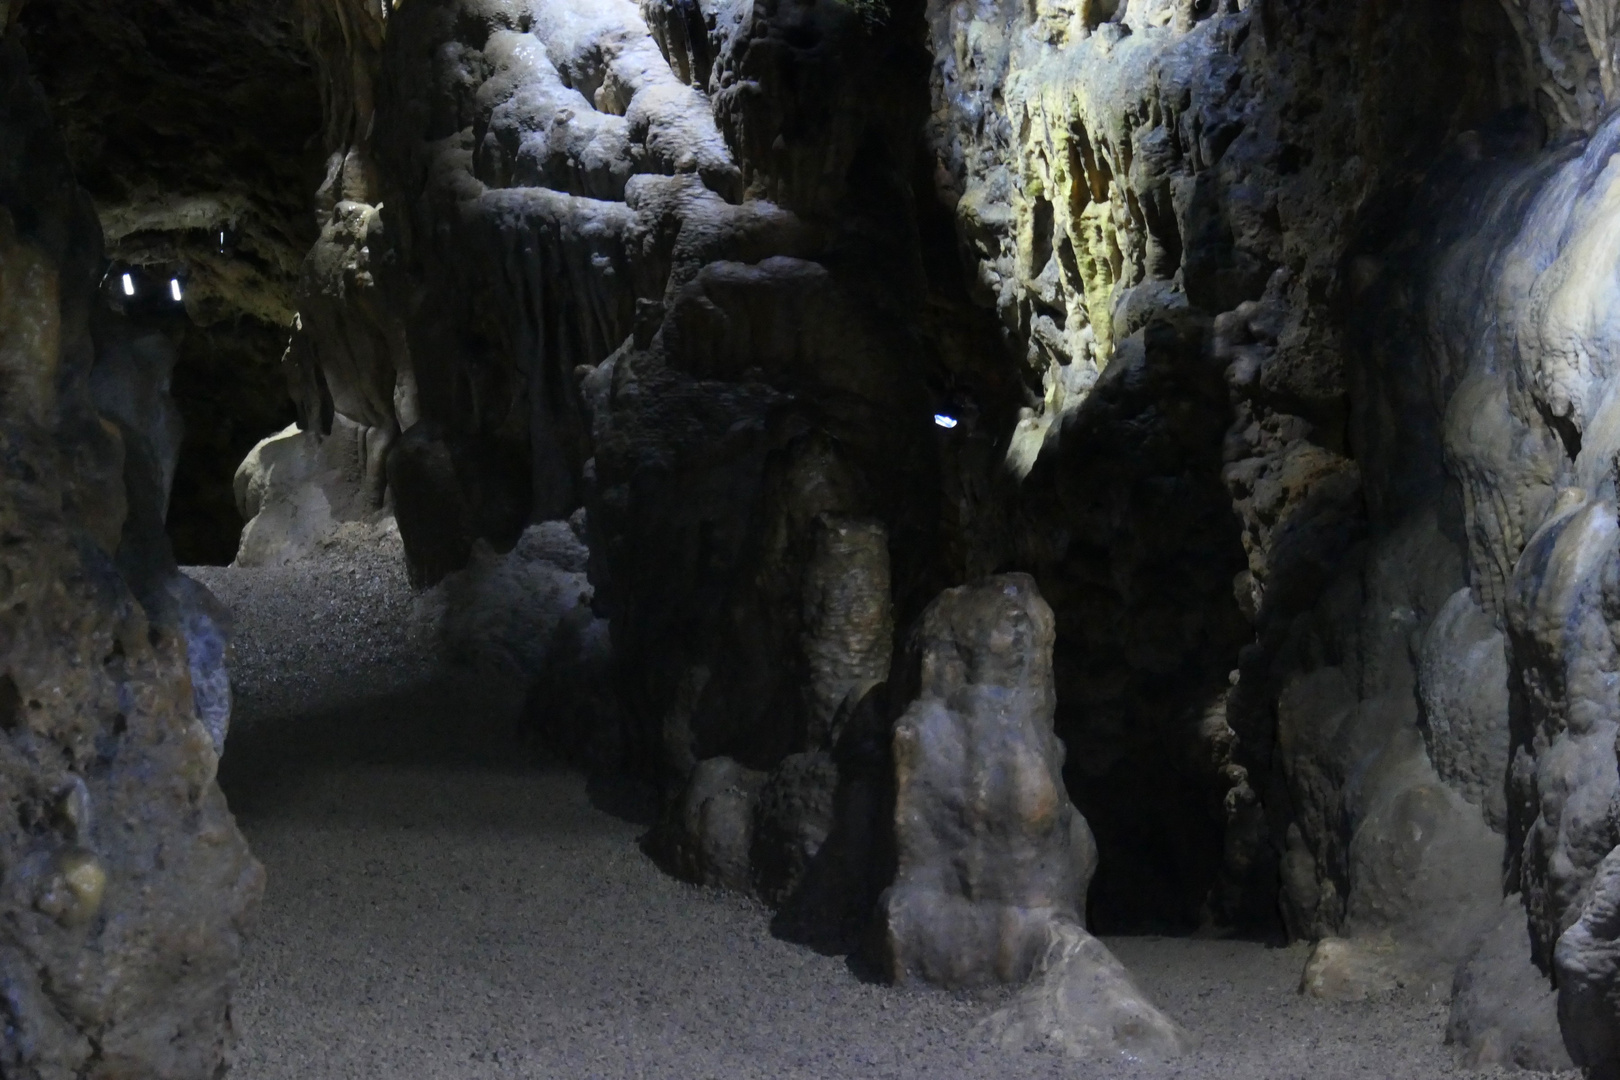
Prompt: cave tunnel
<box><xmin>3</xmin><ymin>0</ymin><xmax>1619</xmax><ymax>1077</ymax></box>
<box><xmin>23</xmin><ymin>0</ymin><xmax>319</xmax><ymax>566</ymax></box>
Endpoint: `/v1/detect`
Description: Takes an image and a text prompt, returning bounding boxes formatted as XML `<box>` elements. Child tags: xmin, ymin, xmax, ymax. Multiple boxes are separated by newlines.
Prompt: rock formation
<box><xmin>881</xmin><ymin>574</ymin><xmax>1094</xmax><ymax>986</ymax></box>
<box><xmin>0</xmin><ymin>23</ymin><xmax>260</xmax><ymax>1078</ymax></box>
<box><xmin>1449</xmin><ymin>895</ymin><xmax>1573</xmax><ymax>1070</ymax></box>
<box><xmin>1559</xmin><ymin>844</ymin><xmax>1620</xmax><ymax>1076</ymax></box>
<box><xmin>978</xmin><ymin>919</ymin><xmax>1191</xmax><ymax>1064</ymax></box>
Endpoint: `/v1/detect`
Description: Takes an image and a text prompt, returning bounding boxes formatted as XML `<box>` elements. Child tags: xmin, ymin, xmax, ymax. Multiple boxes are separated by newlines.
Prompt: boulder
<box><xmin>1299</xmin><ymin>936</ymin><xmax>1410</xmax><ymax>1001</ymax></box>
<box><xmin>979</xmin><ymin>919</ymin><xmax>1191</xmax><ymax>1064</ymax></box>
<box><xmin>751</xmin><ymin>751</ymin><xmax>841</xmax><ymax>906</ymax></box>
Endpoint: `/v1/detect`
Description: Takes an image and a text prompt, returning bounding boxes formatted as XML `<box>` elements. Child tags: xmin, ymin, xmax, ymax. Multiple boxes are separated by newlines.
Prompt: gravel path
<box><xmin>194</xmin><ymin>559</ymin><xmax>1579</xmax><ymax>1080</ymax></box>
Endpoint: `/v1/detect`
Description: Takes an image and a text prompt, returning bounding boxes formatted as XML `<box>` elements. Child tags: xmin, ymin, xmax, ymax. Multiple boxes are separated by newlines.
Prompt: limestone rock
<box><xmin>85</xmin><ymin>281</ymin><xmax>240</xmax><ymax>758</ymax></box>
<box><xmin>1299</xmin><ymin>936</ymin><xmax>1411</xmax><ymax>1002</ymax></box>
<box><xmin>1342</xmin><ymin>760</ymin><xmax>1506</xmax><ymax>979</ymax></box>
<box><xmin>1556</xmin><ymin>844</ymin><xmax>1620</xmax><ymax>1078</ymax></box>
<box><xmin>424</xmin><ymin>513</ymin><xmax>618</xmax><ymax>762</ymax></box>
<box><xmin>654</xmin><ymin>757</ymin><xmax>767</xmax><ymax>892</ymax></box>
<box><xmin>1507</xmin><ymin>494</ymin><xmax>1620</xmax><ymax>964</ymax></box>
<box><xmin>765</xmin><ymin>744</ymin><xmax>895</xmax><ymax>953</ymax></box>
<box><xmin>979</xmin><ymin>919</ymin><xmax>1191</xmax><ymax>1064</ymax></box>
<box><xmin>433</xmin><ymin>519</ymin><xmax>596</xmax><ymax>681</ymax></box>
<box><xmin>751</xmin><ymin>751</ymin><xmax>840</xmax><ymax>906</ymax></box>
<box><xmin>1448</xmin><ymin>895</ymin><xmax>1572</xmax><ymax>1072</ymax></box>
<box><xmin>87</xmin><ymin>312</ymin><xmax>183</xmax><ymax>559</ymax></box>
<box><xmin>1417</xmin><ymin>588</ymin><xmax>1512</xmax><ymax>830</ymax></box>
<box><xmin>55</xmin><ymin>0</ymin><xmax>1620</xmax><ymax>1065</ymax></box>
<box><xmin>800</xmin><ymin>516</ymin><xmax>892</xmax><ymax>749</ymax></box>
<box><xmin>1269</xmin><ymin>514</ymin><xmax>1504</xmax><ymax>979</ymax></box>
<box><xmin>387</xmin><ymin>422</ymin><xmax>532</xmax><ymax>589</ymax></box>
<box><xmin>168</xmin><ymin>572</ymin><xmax>235</xmax><ymax>756</ymax></box>
<box><xmin>234</xmin><ymin>417</ymin><xmax>397</xmax><ymax>568</ymax></box>
<box><xmin>880</xmin><ymin>574</ymin><xmax>1098</xmax><ymax>987</ymax></box>
<box><xmin>0</xmin><ymin>29</ymin><xmax>259</xmax><ymax>1078</ymax></box>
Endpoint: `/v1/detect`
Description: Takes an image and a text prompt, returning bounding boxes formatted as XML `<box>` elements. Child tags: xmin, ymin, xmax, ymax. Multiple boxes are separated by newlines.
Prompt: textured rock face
<box><xmin>1418</xmin><ymin>588</ymin><xmax>1512</xmax><ymax>830</ymax></box>
<box><xmin>1448</xmin><ymin>895</ymin><xmax>1572</xmax><ymax>1071</ymax></box>
<box><xmin>1401</xmin><ymin>109</ymin><xmax>1620</xmax><ymax>1063</ymax></box>
<box><xmin>922</xmin><ymin>0</ymin><xmax>1530</xmax><ymax>948</ymax></box>
<box><xmin>881</xmin><ymin>574</ymin><xmax>1097</xmax><ymax>987</ymax></box>
<box><xmin>234</xmin><ymin>417</ymin><xmax>397</xmax><ymax>567</ymax></box>
<box><xmin>40</xmin><ymin>0</ymin><xmax>1590</xmax><ymax>1065</ymax></box>
<box><xmin>1559</xmin><ymin>845</ymin><xmax>1620</xmax><ymax>1075</ymax></box>
<box><xmin>657</xmin><ymin>756</ymin><xmax>767</xmax><ymax>891</ymax></box>
<box><xmin>0</xmin><ymin>26</ymin><xmax>260</xmax><ymax>1079</ymax></box>
<box><xmin>918</xmin><ymin>2</ymin><xmax>1620</xmax><ymax>1057</ymax></box>
<box><xmin>883</xmin><ymin>574</ymin><xmax>1186</xmax><ymax>1061</ymax></box>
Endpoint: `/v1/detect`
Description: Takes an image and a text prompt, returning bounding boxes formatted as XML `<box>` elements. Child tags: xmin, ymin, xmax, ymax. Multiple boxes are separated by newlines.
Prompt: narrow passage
<box><xmin>198</xmin><ymin>551</ymin><xmax>1541</xmax><ymax>1080</ymax></box>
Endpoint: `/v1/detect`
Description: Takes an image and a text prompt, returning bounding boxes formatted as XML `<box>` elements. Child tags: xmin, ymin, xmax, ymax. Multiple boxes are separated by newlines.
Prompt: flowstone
<box><xmin>1558</xmin><ymin>844</ymin><xmax>1620</xmax><ymax>1078</ymax></box>
<box><xmin>880</xmin><ymin>574</ymin><xmax>1097</xmax><ymax>987</ymax></box>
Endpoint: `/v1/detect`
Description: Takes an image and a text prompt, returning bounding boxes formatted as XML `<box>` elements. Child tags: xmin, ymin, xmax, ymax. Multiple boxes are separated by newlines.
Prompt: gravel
<box><xmin>192</xmin><ymin>557</ymin><xmax>1581</xmax><ymax>1080</ymax></box>
<box><xmin>187</xmin><ymin>525</ymin><xmax>438</xmax><ymax>733</ymax></box>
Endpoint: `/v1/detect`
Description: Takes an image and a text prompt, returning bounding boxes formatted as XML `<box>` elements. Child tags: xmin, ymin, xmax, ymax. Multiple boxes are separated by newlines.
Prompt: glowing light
<box><xmin>170</xmin><ymin>278</ymin><xmax>183</xmax><ymax>302</ymax></box>
<box><xmin>219</xmin><ymin>230</ymin><xmax>227</xmax><ymax>251</ymax></box>
<box><xmin>121</xmin><ymin>273</ymin><xmax>135</xmax><ymax>296</ymax></box>
<box><xmin>933</xmin><ymin>413</ymin><xmax>958</xmax><ymax>429</ymax></box>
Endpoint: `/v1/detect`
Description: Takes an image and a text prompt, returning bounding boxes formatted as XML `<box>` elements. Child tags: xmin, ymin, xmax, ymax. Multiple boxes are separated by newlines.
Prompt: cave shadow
<box><xmin>1001</xmin><ymin>311</ymin><xmax>1274</xmax><ymax>940</ymax></box>
<box><xmin>217</xmin><ymin>669</ymin><xmax>539</xmax><ymax>825</ymax></box>
<box><xmin>217</xmin><ymin>661</ymin><xmax>666</xmax><ymax>859</ymax></box>
<box><xmin>583</xmin><ymin>771</ymin><xmax>659</xmax><ymax>827</ymax></box>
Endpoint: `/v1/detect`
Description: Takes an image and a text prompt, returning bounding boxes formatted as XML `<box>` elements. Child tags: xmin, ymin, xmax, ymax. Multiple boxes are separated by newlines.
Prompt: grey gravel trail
<box><xmin>194</xmin><ymin>561</ymin><xmax>1576</xmax><ymax>1080</ymax></box>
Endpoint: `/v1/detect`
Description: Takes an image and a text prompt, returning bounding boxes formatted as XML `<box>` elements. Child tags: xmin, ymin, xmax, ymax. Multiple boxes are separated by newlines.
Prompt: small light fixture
<box><xmin>170</xmin><ymin>278</ymin><xmax>183</xmax><ymax>302</ymax></box>
<box><xmin>121</xmin><ymin>273</ymin><xmax>135</xmax><ymax>296</ymax></box>
<box><xmin>219</xmin><ymin>230</ymin><xmax>227</xmax><ymax>252</ymax></box>
<box><xmin>933</xmin><ymin>413</ymin><xmax>959</xmax><ymax>429</ymax></box>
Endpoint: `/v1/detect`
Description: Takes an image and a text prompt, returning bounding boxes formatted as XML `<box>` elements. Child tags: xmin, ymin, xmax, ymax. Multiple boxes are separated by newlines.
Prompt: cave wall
<box><xmin>0</xmin><ymin>15</ymin><xmax>260</xmax><ymax>1078</ymax></box>
<box><xmin>920</xmin><ymin>0</ymin><xmax>1620</xmax><ymax>1062</ymax></box>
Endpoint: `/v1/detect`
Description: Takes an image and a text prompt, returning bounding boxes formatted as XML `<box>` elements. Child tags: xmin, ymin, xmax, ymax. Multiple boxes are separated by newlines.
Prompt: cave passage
<box><xmin>20</xmin><ymin>0</ymin><xmax>323</xmax><ymax>565</ymax></box>
<box><xmin>7</xmin><ymin>0</ymin><xmax>1615</xmax><ymax>1074</ymax></box>
<box><xmin>194</xmin><ymin>540</ymin><xmax>1469</xmax><ymax>1080</ymax></box>
<box><xmin>93</xmin><ymin>260</ymin><xmax>299</xmax><ymax>566</ymax></box>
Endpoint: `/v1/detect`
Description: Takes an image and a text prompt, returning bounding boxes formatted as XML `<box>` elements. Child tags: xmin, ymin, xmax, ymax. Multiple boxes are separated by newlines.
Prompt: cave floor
<box><xmin>197</xmin><ymin>558</ymin><xmax>1560</xmax><ymax>1080</ymax></box>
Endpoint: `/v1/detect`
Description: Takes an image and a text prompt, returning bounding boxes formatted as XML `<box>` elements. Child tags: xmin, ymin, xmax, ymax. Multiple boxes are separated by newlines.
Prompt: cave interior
<box><xmin>2</xmin><ymin>0</ymin><xmax>1619</xmax><ymax>1076</ymax></box>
